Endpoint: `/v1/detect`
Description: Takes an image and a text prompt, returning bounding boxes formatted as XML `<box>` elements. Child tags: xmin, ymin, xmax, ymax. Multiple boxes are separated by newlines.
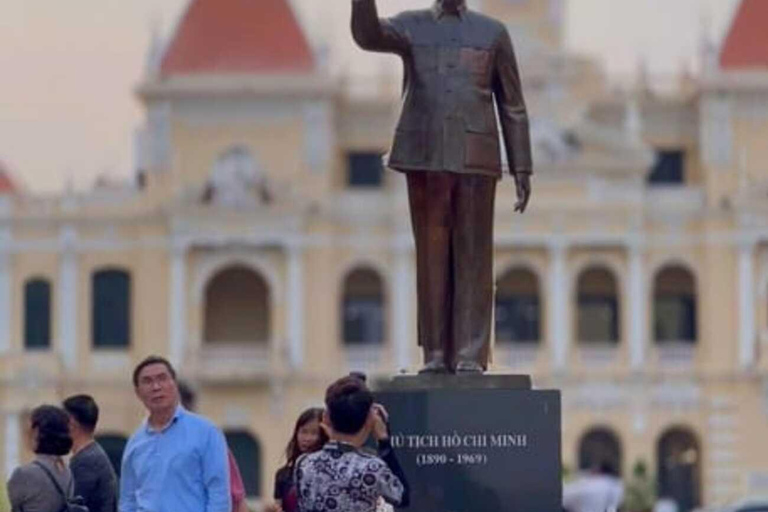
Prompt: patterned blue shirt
<box><xmin>119</xmin><ymin>406</ymin><xmax>231</xmax><ymax>512</ymax></box>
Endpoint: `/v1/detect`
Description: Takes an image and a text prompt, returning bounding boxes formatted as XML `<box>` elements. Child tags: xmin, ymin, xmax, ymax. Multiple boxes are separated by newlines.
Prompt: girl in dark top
<box><xmin>267</xmin><ymin>407</ymin><xmax>328</xmax><ymax>512</ymax></box>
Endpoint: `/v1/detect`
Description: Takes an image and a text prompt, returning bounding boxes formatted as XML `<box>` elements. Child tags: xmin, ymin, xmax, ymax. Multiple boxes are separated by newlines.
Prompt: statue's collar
<box><xmin>432</xmin><ymin>0</ymin><xmax>467</xmax><ymax>19</ymax></box>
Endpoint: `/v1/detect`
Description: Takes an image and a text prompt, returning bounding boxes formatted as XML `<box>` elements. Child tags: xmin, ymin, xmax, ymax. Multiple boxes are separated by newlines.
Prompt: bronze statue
<box><xmin>352</xmin><ymin>0</ymin><xmax>533</xmax><ymax>374</ymax></box>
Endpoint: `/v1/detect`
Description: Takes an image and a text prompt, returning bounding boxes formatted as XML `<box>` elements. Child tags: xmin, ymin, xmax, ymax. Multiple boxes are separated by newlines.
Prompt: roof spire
<box><xmin>698</xmin><ymin>4</ymin><xmax>718</xmax><ymax>76</ymax></box>
<box><xmin>144</xmin><ymin>14</ymin><xmax>165</xmax><ymax>79</ymax></box>
<box><xmin>720</xmin><ymin>0</ymin><xmax>768</xmax><ymax>70</ymax></box>
<box><xmin>634</xmin><ymin>56</ymin><xmax>651</xmax><ymax>97</ymax></box>
<box><xmin>624</xmin><ymin>97</ymin><xmax>642</xmax><ymax>144</ymax></box>
<box><xmin>160</xmin><ymin>0</ymin><xmax>314</xmax><ymax>77</ymax></box>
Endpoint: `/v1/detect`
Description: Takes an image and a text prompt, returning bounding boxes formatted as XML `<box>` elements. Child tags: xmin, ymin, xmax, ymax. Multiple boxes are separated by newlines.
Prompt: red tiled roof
<box><xmin>0</xmin><ymin>161</ymin><xmax>17</xmax><ymax>194</ymax></box>
<box><xmin>160</xmin><ymin>0</ymin><xmax>315</xmax><ymax>76</ymax></box>
<box><xmin>720</xmin><ymin>0</ymin><xmax>768</xmax><ymax>69</ymax></box>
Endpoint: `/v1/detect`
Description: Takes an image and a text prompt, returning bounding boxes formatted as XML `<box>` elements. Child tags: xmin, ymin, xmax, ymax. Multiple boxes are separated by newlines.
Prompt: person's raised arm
<box><xmin>351</xmin><ymin>0</ymin><xmax>409</xmax><ymax>55</ymax></box>
<box><xmin>371</xmin><ymin>405</ymin><xmax>410</xmax><ymax>508</ymax></box>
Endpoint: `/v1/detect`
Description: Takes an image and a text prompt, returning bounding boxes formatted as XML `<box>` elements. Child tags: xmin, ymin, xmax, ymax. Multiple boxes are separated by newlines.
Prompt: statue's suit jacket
<box><xmin>352</xmin><ymin>0</ymin><xmax>533</xmax><ymax>178</ymax></box>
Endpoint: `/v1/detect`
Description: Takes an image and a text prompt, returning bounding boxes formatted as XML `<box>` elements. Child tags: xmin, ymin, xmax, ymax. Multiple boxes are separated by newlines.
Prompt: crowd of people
<box><xmin>3</xmin><ymin>355</ymin><xmax>410</xmax><ymax>512</ymax></box>
<box><xmin>4</xmin><ymin>353</ymin><xmax>640</xmax><ymax>512</ymax></box>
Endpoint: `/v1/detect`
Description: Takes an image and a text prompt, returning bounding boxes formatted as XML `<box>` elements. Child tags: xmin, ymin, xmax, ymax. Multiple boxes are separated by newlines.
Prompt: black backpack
<box><xmin>33</xmin><ymin>461</ymin><xmax>90</xmax><ymax>512</ymax></box>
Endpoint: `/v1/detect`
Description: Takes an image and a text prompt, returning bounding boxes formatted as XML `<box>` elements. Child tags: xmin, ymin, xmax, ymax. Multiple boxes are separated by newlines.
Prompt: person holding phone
<box><xmin>294</xmin><ymin>376</ymin><xmax>410</xmax><ymax>512</ymax></box>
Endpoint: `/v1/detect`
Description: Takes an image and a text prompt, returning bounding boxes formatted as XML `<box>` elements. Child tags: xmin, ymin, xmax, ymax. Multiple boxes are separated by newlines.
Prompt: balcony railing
<box><xmin>654</xmin><ymin>341</ymin><xmax>697</xmax><ymax>370</ymax></box>
<box><xmin>196</xmin><ymin>342</ymin><xmax>274</xmax><ymax>382</ymax></box>
<box><xmin>577</xmin><ymin>343</ymin><xmax>621</xmax><ymax>367</ymax></box>
<box><xmin>493</xmin><ymin>343</ymin><xmax>540</xmax><ymax>369</ymax></box>
<box><xmin>646</xmin><ymin>186</ymin><xmax>705</xmax><ymax>211</ymax></box>
<box><xmin>0</xmin><ymin>350</ymin><xmax>65</xmax><ymax>385</ymax></box>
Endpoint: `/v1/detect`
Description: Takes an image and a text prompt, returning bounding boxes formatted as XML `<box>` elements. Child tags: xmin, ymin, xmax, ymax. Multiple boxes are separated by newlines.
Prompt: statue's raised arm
<box><xmin>351</xmin><ymin>0</ymin><xmax>409</xmax><ymax>54</ymax></box>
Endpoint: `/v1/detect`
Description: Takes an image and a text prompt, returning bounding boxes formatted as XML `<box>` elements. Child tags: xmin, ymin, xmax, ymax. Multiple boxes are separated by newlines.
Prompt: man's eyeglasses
<box><xmin>139</xmin><ymin>373</ymin><xmax>172</xmax><ymax>388</ymax></box>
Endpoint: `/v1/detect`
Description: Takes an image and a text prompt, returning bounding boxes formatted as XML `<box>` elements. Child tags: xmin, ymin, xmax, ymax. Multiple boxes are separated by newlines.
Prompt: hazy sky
<box><xmin>0</xmin><ymin>0</ymin><xmax>739</xmax><ymax>193</ymax></box>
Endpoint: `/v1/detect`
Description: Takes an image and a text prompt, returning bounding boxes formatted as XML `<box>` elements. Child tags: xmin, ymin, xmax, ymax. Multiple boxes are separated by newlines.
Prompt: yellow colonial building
<box><xmin>1</xmin><ymin>0</ymin><xmax>767</xmax><ymax>510</ymax></box>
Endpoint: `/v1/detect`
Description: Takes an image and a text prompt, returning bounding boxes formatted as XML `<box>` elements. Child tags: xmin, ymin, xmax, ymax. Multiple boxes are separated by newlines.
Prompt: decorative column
<box><xmin>58</xmin><ymin>226</ymin><xmax>78</xmax><ymax>370</ymax></box>
<box><xmin>628</xmin><ymin>244</ymin><xmax>647</xmax><ymax>370</ymax></box>
<box><xmin>303</xmin><ymin>102</ymin><xmax>332</xmax><ymax>174</ymax></box>
<box><xmin>0</xmin><ymin>226</ymin><xmax>11</xmax><ymax>355</ymax></box>
<box><xmin>739</xmin><ymin>242</ymin><xmax>756</xmax><ymax>369</ymax></box>
<box><xmin>169</xmin><ymin>240</ymin><xmax>188</xmax><ymax>368</ymax></box>
<box><xmin>286</xmin><ymin>243</ymin><xmax>305</xmax><ymax>369</ymax></box>
<box><xmin>4</xmin><ymin>412</ymin><xmax>20</xmax><ymax>479</ymax></box>
<box><xmin>548</xmin><ymin>242</ymin><xmax>570</xmax><ymax>371</ymax></box>
<box><xmin>392</xmin><ymin>243</ymin><xmax>413</xmax><ymax>371</ymax></box>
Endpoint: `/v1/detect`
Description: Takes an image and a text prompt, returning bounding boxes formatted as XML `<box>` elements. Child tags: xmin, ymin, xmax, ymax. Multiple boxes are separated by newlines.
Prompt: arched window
<box><xmin>24</xmin><ymin>278</ymin><xmax>51</xmax><ymax>350</ymax></box>
<box><xmin>342</xmin><ymin>268</ymin><xmax>385</xmax><ymax>345</ymax></box>
<box><xmin>578</xmin><ymin>427</ymin><xmax>623</xmax><ymax>476</ymax></box>
<box><xmin>495</xmin><ymin>267</ymin><xmax>541</xmax><ymax>344</ymax></box>
<box><xmin>657</xmin><ymin>427</ymin><xmax>701</xmax><ymax>512</ymax></box>
<box><xmin>225</xmin><ymin>430</ymin><xmax>262</xmax><ymax>498</ymax></box>
<box><xmin>204</xmin><ymin>266</ymin><xmax>271</xmax><ymax>344</ymax></box>
<box><xmin>95</xmin><ymin>434</ymin><xmax>128</xmax><ymax>478</ymax></box>
<box><xmin>654</xmin><ymin>266</ymin><xmax>697</xmax><ymax>343</ymax></box>
<box><xmin>92</xmin><ymin>270</ymin><xmax>131</xmax><ymax>348</ymax></box>
<box><xmin>577</xmin><ymin>267</ymin><xmax>620</xmax><ymax>343</ymax></box>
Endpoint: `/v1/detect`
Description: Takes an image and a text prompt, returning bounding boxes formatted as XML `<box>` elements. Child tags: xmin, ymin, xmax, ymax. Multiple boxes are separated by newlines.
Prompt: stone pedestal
<box><xmin>375</xmin><ymin>375</ymin><xmax>561</xmax><ymax>512</ymax></box>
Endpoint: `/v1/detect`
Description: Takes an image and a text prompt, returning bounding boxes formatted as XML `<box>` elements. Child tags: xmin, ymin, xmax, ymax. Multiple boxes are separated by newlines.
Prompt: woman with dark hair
<box><xmin>7</xmin><ymin>405</ymin><xmax>74</xmax><ymax>512</ymax></box>
<box><xmin>266</xmin><ymin>407</ymin><xmax>328</xmax><ymax>512</ymax></box>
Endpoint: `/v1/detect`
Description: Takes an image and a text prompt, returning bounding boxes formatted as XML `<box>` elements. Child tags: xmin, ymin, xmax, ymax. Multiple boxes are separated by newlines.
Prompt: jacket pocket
<box><xmin>464</xmin><ymin>103</ymin><xmax>497</xmax><ymax>133</ymax></box>
<box><xmin>459</xmin><ymin>47</ymin><xmax>492</xmax><ymax>75</ymax></box>
<box><xmin>390</xmin><ymin>129</ymin><xmax>427</xmax><ymax>166</ymax></box>
<box><xmin>464</xmin><ymin>130</ymin><xmax>500</xmax><ymax>170</ymax></box>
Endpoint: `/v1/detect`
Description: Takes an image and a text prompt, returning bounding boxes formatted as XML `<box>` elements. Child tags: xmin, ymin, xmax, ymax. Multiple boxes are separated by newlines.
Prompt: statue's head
<box><xmin>437</xmin><ymin>0</ymin><xmax>466</xmax><ymax>13</ymax></box>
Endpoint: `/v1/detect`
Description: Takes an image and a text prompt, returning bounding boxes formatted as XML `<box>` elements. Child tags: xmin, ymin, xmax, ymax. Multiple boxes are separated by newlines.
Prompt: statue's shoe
<box><xmin>418</xmin><ymin>359</ymin><xmax>449</xmax><ymax>374</ymax></box>
<box><xmin>454</xmin><ymin>361</ymin><xmax>484</xmax><ymax>374</ymax></box>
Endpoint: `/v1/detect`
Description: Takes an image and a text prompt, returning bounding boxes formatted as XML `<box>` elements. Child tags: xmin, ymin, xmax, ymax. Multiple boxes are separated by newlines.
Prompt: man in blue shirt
<box><xmin>119</xmin><ymin>356</ymin><xmax>230</xmax><ymax>512</ymax></box>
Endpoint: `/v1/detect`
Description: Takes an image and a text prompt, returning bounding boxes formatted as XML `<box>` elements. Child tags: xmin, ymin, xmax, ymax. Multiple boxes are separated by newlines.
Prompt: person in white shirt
<box><xmin>563</xmin><ymin>463</ymin><xmax>624</xmax><ymax>512</ymax></box>
<box><xmin>653</xmin><ymin>497</ymin><xmax>679</xmax><ymax>512</ymax></box>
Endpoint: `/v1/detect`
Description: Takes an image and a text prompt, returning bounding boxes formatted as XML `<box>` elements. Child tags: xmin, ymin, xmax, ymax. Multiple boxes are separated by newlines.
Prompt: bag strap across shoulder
<box><xmin>32</xmin><ymin>460</ymin><xmax>70</xmax><ymax>501</ymax></box>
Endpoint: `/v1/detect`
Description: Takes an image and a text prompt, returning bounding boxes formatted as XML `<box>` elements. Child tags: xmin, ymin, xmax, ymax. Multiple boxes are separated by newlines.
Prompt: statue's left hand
<box><xmin>514</xmin><ymin>173</ymin><xmax>532</xmax><ymax>213</ymax></box>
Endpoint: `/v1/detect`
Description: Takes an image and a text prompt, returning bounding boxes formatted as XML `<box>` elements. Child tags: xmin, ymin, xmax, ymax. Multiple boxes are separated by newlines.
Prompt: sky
<box><xmin>0</xmin><ymin>0</ymin><xmax>740</xmax><ymax>193</ymax></box>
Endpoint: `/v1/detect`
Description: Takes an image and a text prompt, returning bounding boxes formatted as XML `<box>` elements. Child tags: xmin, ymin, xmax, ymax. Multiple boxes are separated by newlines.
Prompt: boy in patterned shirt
<box><xmin>295</xmin><ymin>376</ymin><xmax>410</xmax><ymax>512</ymax></box>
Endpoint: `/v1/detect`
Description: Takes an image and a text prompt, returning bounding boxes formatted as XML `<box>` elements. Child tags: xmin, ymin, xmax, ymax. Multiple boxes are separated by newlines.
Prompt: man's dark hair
<box><xmin>348</xmin><ymin>371</ymin><xmax>367</xmax><ymax>383</ymax></box>
<box><xmin>62</xmin><ymin>395</ymin><xmax>99</xmax><ymax>434</ymax></box>
<box><xmin>325</xmin><ymin>376</ymin><xmax>374</xmax><ymax>435</ymax></box>
<box><xmin>132</xmin><ymin>355</ymin><xmax>176</xmax><ymax>387</ymax></box>
<box><xmin>178</xmin><ymin>380</ymin><xmax>197</xmax><ymax>411</ymax></box>
<box><xmin>31</xmin><ymin>405</ymin><xmax>73</xmax><ymax>456</ymax></box>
